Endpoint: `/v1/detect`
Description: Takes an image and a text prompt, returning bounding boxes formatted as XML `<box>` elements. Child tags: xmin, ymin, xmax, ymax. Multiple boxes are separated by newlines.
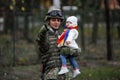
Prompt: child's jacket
<box><xmin>57</xmin><ymin>27</ymin><xmax>79</xmax><ymax>49</ymax></box>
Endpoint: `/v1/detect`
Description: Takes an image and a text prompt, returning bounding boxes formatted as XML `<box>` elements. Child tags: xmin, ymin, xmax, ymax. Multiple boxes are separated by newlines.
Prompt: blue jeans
<box><xmin>60</xmin><ymin>54</ymin><xmax>79</xmax><ymax>69</ymax></box>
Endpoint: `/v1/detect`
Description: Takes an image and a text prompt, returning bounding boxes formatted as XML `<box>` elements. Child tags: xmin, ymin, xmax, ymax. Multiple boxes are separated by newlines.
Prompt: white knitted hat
<box><xmin>66</xmin><ymin>16</ymin><xmax>78</xmax><ymax>26</ymax></box>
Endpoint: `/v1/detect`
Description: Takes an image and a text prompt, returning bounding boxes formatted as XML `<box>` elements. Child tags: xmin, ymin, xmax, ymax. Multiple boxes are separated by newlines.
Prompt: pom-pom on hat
<box><xmin>66</xmin><ymin>16</ymin><xmax>78</xmax><ymax>27</ymax></box>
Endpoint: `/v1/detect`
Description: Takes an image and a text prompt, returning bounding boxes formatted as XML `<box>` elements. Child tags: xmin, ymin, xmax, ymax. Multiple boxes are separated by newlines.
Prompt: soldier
<box><xmin>36</xmin><ymin>6</ymin><xmax>81</xmax><ymax>80</ymax></box>
<box><xmin>36</xmin><ymin>6</ymin><xmax>65</xmax><ymax>80</ymax></box>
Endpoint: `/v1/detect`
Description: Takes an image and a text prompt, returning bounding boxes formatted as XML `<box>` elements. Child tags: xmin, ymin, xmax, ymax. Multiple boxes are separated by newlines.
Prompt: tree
<box><xmin>104</xmin><ymin>0</ymin><xmax>113</xmax><ymax>60</ymax></box>
<box><xmin>3</xmin><ymin>0</ymin><xmax>15</xmax><ymax>34</ymax></box>
<box><xmin>90</xmin><ymin>0</ymin><xmax>101</xmax><ymax>45</ymax></box>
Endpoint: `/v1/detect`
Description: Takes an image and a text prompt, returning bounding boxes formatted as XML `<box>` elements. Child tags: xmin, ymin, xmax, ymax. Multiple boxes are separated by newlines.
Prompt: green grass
<box><xmin>77</xmin><ymin>66</ymin><xmax>120</xmax><ymax>80</ymax></box>
<box><xmin>13</xmin><ymin>64</ymin><xmax>40</xmax><ymax>72</ymax></box>
<box><xmin>12</xmin><ymin>64</ymin><xmax>120</xmax><ymax>80</ymax></box>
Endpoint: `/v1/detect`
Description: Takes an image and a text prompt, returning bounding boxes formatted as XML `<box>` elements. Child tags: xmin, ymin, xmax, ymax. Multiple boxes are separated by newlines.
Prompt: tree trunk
<box><xmin>104</xmin><ymin>0</ymin><xmax>113</xmax><ymax>60</ymax></box>
<box><xmin>24</xmin><ymin>13</ymin><xmax>29</xmax><ymax>40</ymax></box>
<box><xmin>91</xmin><ymin>11</ymin><xmax>98</xmax><ymax>45</ymax></box>
<box><xmin>4</xmin><ymin>10</ymin><xmax>14</xmax><ymax>34</ymax></box>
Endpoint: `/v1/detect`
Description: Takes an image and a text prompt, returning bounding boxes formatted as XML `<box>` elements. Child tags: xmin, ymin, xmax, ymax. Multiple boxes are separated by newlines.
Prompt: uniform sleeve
<box><xmin>36</xmin><ymin>25</ymin><xmax>49</xmax><ymax>53</ymax></box>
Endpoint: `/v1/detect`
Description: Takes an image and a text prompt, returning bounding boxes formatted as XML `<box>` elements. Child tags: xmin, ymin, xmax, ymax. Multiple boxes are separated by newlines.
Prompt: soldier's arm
<box><xmin>36</xmin><ymin>24</ymin><xmax>49</xmax><ymax>52</ymax></box>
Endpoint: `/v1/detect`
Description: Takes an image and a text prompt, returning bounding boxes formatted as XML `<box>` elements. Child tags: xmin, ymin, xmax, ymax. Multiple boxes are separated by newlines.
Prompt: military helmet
<box><xmin>45</xmin><ymin>6</ymin><xmax>64</xmax><ymax>21</ymax></box>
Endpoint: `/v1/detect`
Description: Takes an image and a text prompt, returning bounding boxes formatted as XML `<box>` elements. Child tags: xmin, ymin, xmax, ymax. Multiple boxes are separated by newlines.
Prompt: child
<box><xmin>57</xmin><ymin>16</ymin><xmax>81</xmax><ymax>78</ymax></box>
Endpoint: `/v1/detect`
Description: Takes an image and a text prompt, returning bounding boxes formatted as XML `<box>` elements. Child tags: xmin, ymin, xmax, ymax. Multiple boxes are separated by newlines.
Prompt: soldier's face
<box><xmin>49</xmin><ymin>18</ymin><xmax>61</xmax><ymax>29</ymax></box>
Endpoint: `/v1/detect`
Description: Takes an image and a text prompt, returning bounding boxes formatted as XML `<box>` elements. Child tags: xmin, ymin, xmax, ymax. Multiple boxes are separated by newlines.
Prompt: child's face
<box><xmin>66</xmin><ymin>21</ymin><xmax>73</xmax><ymax>28</ymax></box>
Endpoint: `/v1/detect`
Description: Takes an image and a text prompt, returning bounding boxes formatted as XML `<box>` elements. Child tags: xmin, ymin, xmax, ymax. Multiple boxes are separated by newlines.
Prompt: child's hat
<box><xmin>66</xmin><ymin>16</ymin><xmax>78</xmax><ymax>26</ymax></box>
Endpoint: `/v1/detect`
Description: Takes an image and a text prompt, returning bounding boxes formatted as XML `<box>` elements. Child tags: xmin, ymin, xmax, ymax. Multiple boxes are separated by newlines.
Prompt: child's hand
<box><xmin>64</xmin><ymin>29</ymin><xmax>67</xmax><ymax>31</ymax></box>
<box><xmin>66</xmin><ymin>41</ymin><xmax>70</xmax><ymax>45</ymax></box>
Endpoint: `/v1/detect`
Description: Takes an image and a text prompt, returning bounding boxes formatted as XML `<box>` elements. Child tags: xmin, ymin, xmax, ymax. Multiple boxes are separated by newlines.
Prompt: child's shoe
<box><xmin>73</xmin><ymin>69</ymin><xmax>81</xmax><ymax>78</ymax></box>
<box><xmin>58</xmin><ymin>67</ymin><xmax>69</xmax><ymax>75</ymax></box>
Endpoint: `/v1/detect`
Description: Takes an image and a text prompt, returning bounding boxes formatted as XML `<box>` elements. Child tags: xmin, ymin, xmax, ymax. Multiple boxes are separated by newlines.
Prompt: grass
<box><xmin>11</xmin><ymin>63</ymin><xmax>120</xmax><ymax>80</ymax></box>
<box><xmin>77</xmin><ymin>66</ymin><xmax>120</xmax><ymax>80</ymax></box>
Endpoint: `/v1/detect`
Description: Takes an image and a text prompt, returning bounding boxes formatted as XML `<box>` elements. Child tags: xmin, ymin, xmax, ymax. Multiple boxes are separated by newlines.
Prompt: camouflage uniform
<box><xmin>36</xmin><ymin>24</ymin><xmax>79</xmax><ymax>80</ymax></box>
<box><xmin>36</xmin><ymin>6</ymin><xmax>80</xmax><ymax>80</ymax></box>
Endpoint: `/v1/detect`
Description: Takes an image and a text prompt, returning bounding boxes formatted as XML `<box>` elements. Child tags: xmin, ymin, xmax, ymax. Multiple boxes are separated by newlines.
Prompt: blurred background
<box><xmin>0</xmin><ymin>0</ymin><xmax>120</xmax><ymax>80</ymax></box>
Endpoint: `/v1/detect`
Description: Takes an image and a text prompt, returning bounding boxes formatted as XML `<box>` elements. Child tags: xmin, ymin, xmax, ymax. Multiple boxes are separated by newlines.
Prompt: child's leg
<box><xmin>69</xmin><ymin>56</ymin><xmax>79</xmax><ymax>69</ymax></box>
<box><xmin>69</xmin><ymin>56</ymin><xmax>81</xmax><ymax>78</ymax></box>
<box><xmin>58</xmin><ymin>54</ymin><xmax>69</xmax><ymax>74</ymax></box>
<box><xmin>60</xmin><ymin>54</ymin><xmax>67</xmax><ymax>66</ymax></box>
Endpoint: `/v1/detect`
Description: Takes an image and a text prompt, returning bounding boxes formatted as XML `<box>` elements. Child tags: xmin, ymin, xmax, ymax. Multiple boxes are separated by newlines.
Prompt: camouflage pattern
<box><xmin>60</xmin><ymin>46</ymin><xmax>81</xmax><ymax>57</ymax></box>
<box><xmin>36</xmin><ymin>24</ymin><xmax>80</xmax><ymax>80</ymax></box>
